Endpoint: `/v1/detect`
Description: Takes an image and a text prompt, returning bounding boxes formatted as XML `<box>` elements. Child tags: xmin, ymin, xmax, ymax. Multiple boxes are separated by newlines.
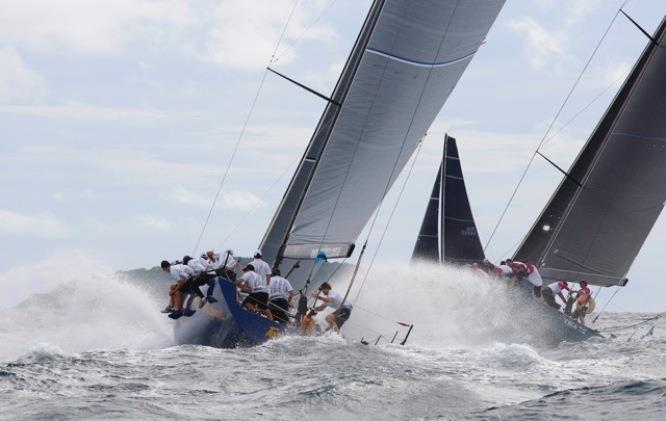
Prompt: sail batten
<box><xmin>514</xmin><ymin>15</ymin><xmax>666</xmax><ymax>287</ymax></box>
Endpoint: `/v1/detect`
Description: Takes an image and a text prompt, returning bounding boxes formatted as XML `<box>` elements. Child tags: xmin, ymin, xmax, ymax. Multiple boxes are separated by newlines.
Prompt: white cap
<box><xmin>254</xmin><ymin>249</ymin><xmax>262</xmax><ymax>258</ymax></box>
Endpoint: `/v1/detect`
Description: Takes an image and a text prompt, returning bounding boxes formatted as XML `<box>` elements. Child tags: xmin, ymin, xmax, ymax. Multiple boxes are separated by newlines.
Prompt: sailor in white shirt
<box><xmin>542</xmin><ymin>280</ymin><xmax>571</xmax><ymax>309</ymax></box>
<box><xmin>237</xmin><ymin>264</ymin><xmax>272</xmax><ymax>319</ymax></box>
<box><xmin>251</xmin><ymin>249</ymin><xmax>272</xmax><ymax>282</ymax></box>
<box><xmin>267</xmin><ymin>268</ymin><xmax>295</xmax><ymax>323</ymax></box>
<box><xmin>160</xmin><ymin>260</ymin><xmax>196</xmax><ymax>319</ymax></box>
<box><xmin>183</xmin><ymin>255</ymin><xmax>217</xmax><ymax>305</ymax></box>
<box><xmin>313</xmin><ymin>282</ymin><xmax>352</xmax><ymax>333</ymax></box>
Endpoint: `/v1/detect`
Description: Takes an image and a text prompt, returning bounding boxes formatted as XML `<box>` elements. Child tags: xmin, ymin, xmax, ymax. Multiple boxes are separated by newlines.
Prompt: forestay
<box><xmin>514</xmin><ymin>15</ymin><xmax>666</xmax><ymax>287</ymax></box>
<box><xmin>261</xmin><ymin>0</ymin><xmax>505</xmax><ymax>271</ymax></box>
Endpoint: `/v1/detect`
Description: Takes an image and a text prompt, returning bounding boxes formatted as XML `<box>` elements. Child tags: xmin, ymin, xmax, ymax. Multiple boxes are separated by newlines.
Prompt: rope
<box><xmin>540</xmin><ymin>69</ymin><xmax>629</xmax><ymax>150</ymax></box>
<box><xmin>351</xmin><ymin>140</ymin><xmax>424</xmax><ymax>305</ymax></box>
<box><xmin>592</xmin><ymin>286</ymin><xmax>621</xmax><ymax>324</ymax></box>
<box><xmin>191</xmin><ymin>0</ymin><xmax>301</xmax><ymax>255</ymax></box>
<box><xmin>215</xmin><ymin>156</ymin><xmax>299</xmax><ymax>250</ymax></box>
<box><xmin>483</xmin><ymin>6</ymin><xmax>625</xmax><ymax>253</ymax></box>
<box><xmin>603</xmin><ymin>311</ymin><xmax>666</xmax><ymax>333</ymax></box>
<box><xmin>343</xmin><ymin>2</ymin><xmax>465</xmax><ymax>306</ymax></box>
<box><xmin>273</xmin><ymin>0</ymin><xmax>339</xmax><ymax>63</ymax></box>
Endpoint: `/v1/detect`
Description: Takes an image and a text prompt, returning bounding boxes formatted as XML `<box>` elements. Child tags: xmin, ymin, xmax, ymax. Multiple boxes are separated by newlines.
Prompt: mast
<box><xmin>514</xmin><ymin>14</ymin><xmax>666</xmax><ymax>287</ymax></box>
<box><xmin>259</xmin><ymin>1</ymin><xmax>506</xmax><ymax>289</ymax></box>
<box><xmin>260</xmin><ymin>0</ymin><xmax>386</xmax><ymax>268</ymax></box>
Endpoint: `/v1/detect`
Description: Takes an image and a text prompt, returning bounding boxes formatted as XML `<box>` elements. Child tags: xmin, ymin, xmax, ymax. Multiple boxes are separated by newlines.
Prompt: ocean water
<box><xmin>1</xmin><ymin>263</ymin><xmax>664</xmax><ymax>420</ymax></box>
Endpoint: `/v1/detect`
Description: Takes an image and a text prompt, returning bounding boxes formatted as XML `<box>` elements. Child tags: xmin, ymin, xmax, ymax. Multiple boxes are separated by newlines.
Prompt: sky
<box><xmin>1</xmin><ymin>0</ymin><xmax>665</xmax><ymax>311</ymax></box>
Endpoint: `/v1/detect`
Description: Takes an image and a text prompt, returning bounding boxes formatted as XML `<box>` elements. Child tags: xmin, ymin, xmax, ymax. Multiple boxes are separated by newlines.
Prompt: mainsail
<box><xmin>260</xmin><ymin>0</ymin><xmax>505</xmax><ymax>282</ymax></box>
<box><xmin>412</xmin><ymin>135</ymin><xmax>485</xmax><ymax>264</ymax></box>
<box><xmin>514</xmin><ymin>15</ymin><xmax>666</xmax><ymax>287</ymax></box>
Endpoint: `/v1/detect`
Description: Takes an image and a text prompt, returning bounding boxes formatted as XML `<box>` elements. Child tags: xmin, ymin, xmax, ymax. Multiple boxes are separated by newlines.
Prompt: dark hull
<box><xmin>516</xmin><ymin>280</ymin><xmax>601</xmax><ymax>344</ymax></box>
<box><xmin>173</xmin><ymin>277</ymin><xmax>285</xmax><ymax>348</ymax></box>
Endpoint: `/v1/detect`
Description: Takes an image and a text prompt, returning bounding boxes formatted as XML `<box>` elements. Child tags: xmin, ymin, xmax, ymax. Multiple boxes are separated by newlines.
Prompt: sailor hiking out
<box><xmin>160</xmin><ymin>260</ymin><xmax>197</xmax><ymax>319</ymax></box>
<box><xmin>313</xmin><ymin>282</ymin><xmax>352</xmax><ymax>333</ymax></box>
<box><xmin>542</xmin><ymin>280</ymin><xmax>571</xmax><ymax>310</ymax></box>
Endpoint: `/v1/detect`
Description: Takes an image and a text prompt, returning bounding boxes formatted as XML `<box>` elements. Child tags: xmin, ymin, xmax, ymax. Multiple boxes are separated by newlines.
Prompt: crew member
<box><xmin>525</xmin><ymin>261</ymin><xmax>544</xmax><ymax>298</ymax></box>
<box><xmin>267</xmin><ymin>268</ymin><xmax>295</xmax><ymax>323</ymax></box>
<box><xmin>505</xmin><ymin>258</ymin><xmax>527</xmax><ymax>287</ymax></box>
<box><xmin>298</xmin><ymin>309</ymin><xmax>321</xmax><ymax>336</ymax></box>
<box><xmin>494</xmin><ymin>260</ymin><xmax>513</xmax><ymax>279</ymax></box>
<box><xmin>542</xmin><ymin>280</ymin><xmax>571</xmax><ymax>310</ymax></box>
<box><xmin>252</xmin><ymin>249</ymin><xmax>272</xmax><ymax>282</ymax></box>
<box><xmin>184</xmin><ymin>255</ymin><xmax>218</xmax><ymax>306</ymax></box>
<box><xmin>237</xmin><ymin>264</ymin><xmax>272</xmax><ymax>319</ymax></box>
<box><xmin>573</xmin><ymin>280</ymin><xmax>593</xmax><ymax>324</ymax></box>
<box><xmin>206</xmin><ymin>249</ymin><xmax>237</xmax><ymax>280</ymax></box>
<box><xmin>160</xmin><ymin>260</ymin><xmax>195</xmax><ymax>319</ymax></box>
<box><xmin>313</xmin><ymin>282</ymin><xmax>352</xmax><ymax>333</ymax></box>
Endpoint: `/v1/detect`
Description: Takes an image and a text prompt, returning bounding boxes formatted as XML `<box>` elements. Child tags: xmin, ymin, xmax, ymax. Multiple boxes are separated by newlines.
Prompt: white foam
<box><xmin>0</xmin><ymin>251</ymin><xmax>173</xmax><ymax>361</ymax></box>
<box><xmin>335</xmin><ymin>262</ymin><xmax>539</xmax><ymax>349</ymax></box>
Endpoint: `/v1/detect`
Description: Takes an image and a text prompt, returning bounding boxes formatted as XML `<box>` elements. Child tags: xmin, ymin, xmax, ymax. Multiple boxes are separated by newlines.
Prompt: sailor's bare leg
<box><xmin>168</xmin><ymin>284</ymin><xmax>178</xmax><ymax>307</ymax></box>
<box><xmin>325</xmin><ymin>313</ymin><xmax>340</xmax><ymax>333</ymax></box>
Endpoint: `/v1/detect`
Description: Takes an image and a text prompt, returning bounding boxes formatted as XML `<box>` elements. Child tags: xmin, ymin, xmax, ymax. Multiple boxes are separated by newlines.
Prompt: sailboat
<box><xmin>414</xmin><ymin>11</ymin><xmax>666</xmax><ymax>343</ymax></box>
<box><xmin>500</xmin><ymin>11</ymin><xmax>666</xmax><ymax>342</ymax></box>
<box><xmin>173</xmin><ymin>0</ymin><xmax>506</xmax><ymax>347</ymax></box>
<box><xmin>412</xmin><ymin>134</ymin><xmax>485</xmax><ymax>264</ymax></box>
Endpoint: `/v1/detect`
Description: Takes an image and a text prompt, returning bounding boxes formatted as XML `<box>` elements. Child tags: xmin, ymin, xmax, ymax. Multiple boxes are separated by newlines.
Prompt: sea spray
<box><xmin>329</xmin><ymin>261</ymin><xmax>550</xmax><ymax>347</ymax></box>
<box><xmin>0</xmin><ymin>253</ymin><xmax>172</xmax><ymax>361</ymax></box>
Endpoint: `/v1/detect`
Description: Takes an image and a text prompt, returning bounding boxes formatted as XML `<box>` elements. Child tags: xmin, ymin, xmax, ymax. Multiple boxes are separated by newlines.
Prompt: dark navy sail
<box><xmin>514</xmin><ymin>15</ymin><xmax>666</xmax><ymax>287</ymax></box>
<box><xmin>412</xmin><ymin>135</ymin><xmax>485</xmax><ymax>264</ymax></box>
<box><xmin>261</xmin><ymin>1</ymin><xmax>505</xmax><ymax>287</ymax></box>
<box><xmin>441</xmin><ymin>136</ymin><xmax>485</xmax><ymax>264</ymax></box>
<box><xmin>412</xmin><ymin>162</ymin><xmax>442</xmax><ymax>262</ymax></box>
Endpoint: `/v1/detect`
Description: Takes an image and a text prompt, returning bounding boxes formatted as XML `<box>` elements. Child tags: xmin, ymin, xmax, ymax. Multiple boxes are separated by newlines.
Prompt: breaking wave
<box><xmin>0</xmin><ymin>253</ymin><xmax>172</xmax><ymax>361</ymax></box>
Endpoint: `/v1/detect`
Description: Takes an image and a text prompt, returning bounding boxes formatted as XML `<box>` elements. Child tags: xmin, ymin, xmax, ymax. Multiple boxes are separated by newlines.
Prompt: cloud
<box><xmin>0</xmin><ymin>0</ymin><xmax>193</xmax><ymax>53</ymax></box>
<box><xmin>507</xmin><ymin>0</ymin><xmax>606</xmax><ymax>72</ymax></box>
<box><xmin>165</xmin><ymin>185</ymin><xmax>264</xmax><ymax>211</ymax></box>
<box><xmin>0</xmin><ymin>209</ymin><xmax>70</xmax><ymax>238</ymax></box>
<box><xmin>507</xmin><ymin>17</ymin><xmax>569</xmax><ymax>70</ymax></box>
<box><xmin>0</xmin><ymin>102</ymin><xmax>206</xmax><ymax>122</ymax></box>
<box><xmin>203</xmin><ymin>0</ymin><xmax>336</xmax><ymax>69</ymax></box>
<box><xmin>134</xmin><ymin>214</ymin><xmax>172</xmax><ymax>230</ymax></box>
<box><xmin>0</xmin><ymin>47</ymin><xmax>48</xmax><ymax>104</ymax></box>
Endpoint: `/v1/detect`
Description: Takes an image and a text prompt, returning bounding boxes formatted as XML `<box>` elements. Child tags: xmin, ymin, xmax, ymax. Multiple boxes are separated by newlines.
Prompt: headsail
<box><xmin>441</xmin><ymin>136</ymin><xmax>485</xmax><ymax>264</ymax></box>
<box><xmin>412</xmin><ymin>135</ymin><xmax>485</xmax><ymax>264</ymax></box>
<box><xmin>412</xmin><ymin>162</ymin><xmax>442</xmax><ymax>262</ymax></box>
<box><xmin>261</xmin><ymin>0</ymin><xmax>505</xmax><ymax>280</ymax></box>
<box><xmin>514</xmin><ymin>15</ymin><xmax>666</xmax><ymax>287</ymax></box>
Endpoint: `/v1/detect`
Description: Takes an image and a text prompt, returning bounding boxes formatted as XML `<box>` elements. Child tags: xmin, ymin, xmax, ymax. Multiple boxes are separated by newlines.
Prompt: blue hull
<box><xmin>173</xmin><ymin>277</ymin><xmax>285</xmax><ymax>348</ymax></box>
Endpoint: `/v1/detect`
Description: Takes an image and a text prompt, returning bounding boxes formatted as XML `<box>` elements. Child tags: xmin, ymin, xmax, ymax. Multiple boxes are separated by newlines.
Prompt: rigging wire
<box><xmin>603</xmin><ymin>311</ymin><xmax>666</xmax><ymax>333</ymax></box>
<box><xmin>215</xmin><ymin>156</ymin><xmax>299</xmax><ymax>250</ymax></box>
<box><xmin>592</xmin><ymin>286</ymin><xmax>621</xmax><ymax>324</ymax></box>
<box><xmin>486</xmin><ymin>68</ymin><xmax>629</xmax><ymax>261</ymax></box>
<box><xmin>191</xmin><ymin>0</ymin><xmax>301</xmax><ymax>256</ymax></box>
<box><xmin>539</xmin><ymin>69</ymin><xmax>629</xmax><ymax>150</ymax></box>
<box><xmin>482</xmin><ymin>5</ymin><xmax>625</xmax><ymax>254</ymax></box>
<box><xmin>342</xmin><ymin>5</ymin><xmax>465</xmax><ymax>306</ymax></box>
<box><xmin>350</xmin><ymin>140</ymin><xmax>424</xmax><ymax>305</ymax></box>
<box><xmin>273</xmin><ymin>0</ymin><xmax>339</xmax><ymax>63</ymax></box>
